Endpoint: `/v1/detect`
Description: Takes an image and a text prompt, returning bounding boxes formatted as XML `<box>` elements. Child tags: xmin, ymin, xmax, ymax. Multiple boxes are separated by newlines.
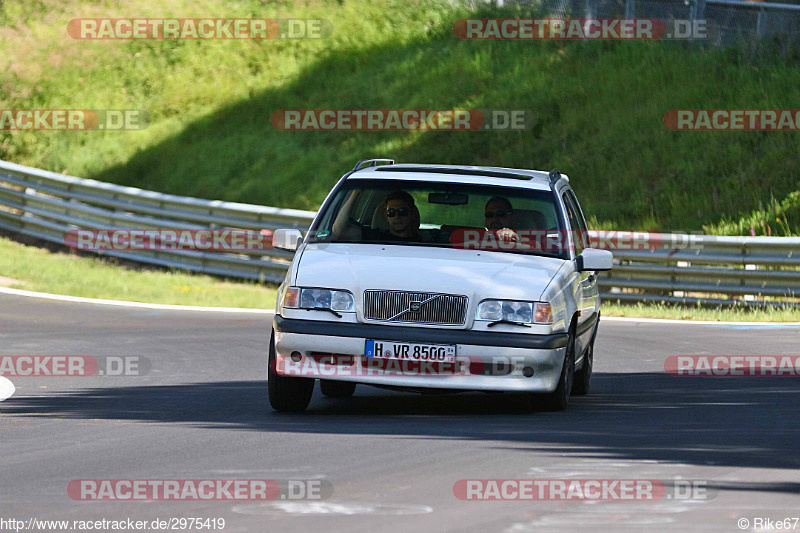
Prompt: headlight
<box><xmin>476</xmin><ymin>300</ymin><xmax>552</xmax><ymax>324</ymax></box>
<box><xmin>283</xmin><ymin>287</ymin><xmax>355</xmax><ymax>312</ymax></box>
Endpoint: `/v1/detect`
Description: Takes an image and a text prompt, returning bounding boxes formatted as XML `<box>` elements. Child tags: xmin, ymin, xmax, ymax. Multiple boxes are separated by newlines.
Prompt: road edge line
<box><xmin>0</xmin><ymin>286</ymin><xmax>273</xmax><ymax>313</ymax></box>
<box><xmin>602</xmin><ymin>315</ymin><xmax>800</xmax><ymax>326</ymax></box>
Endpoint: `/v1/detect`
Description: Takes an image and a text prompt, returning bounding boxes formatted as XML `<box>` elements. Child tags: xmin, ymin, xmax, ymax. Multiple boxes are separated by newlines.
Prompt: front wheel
<box><xmin>572</xmin><ymin>338</ymin><xmax>593</xmax><ymax>396</ymax></box>
<box><xmin>268</xmin><ymin>332</ymin><xmax>314</xmax><ymax>412</ymax></box>
<box><xmin>536</xmin><ymin>334</ymin><xmax>575</xmax><ymax>412</ymax></box>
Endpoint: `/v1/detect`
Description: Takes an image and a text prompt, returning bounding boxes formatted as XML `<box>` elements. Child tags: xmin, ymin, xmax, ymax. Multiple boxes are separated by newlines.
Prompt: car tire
<box><xmin>537</xmin><ymin>333</ymin><xmax>575</xmax><ymax>411</ymax></box>
<box><xmin>268</xmin><ymin>331</ymin><xmax>314</xmax><ymax>412</ymax></box>
<box><xmin>572</xmin><ymin>338</ymin><xmax>593</xmax><ymax>396</ymax></box>
<box><xmin>320</xmin><ymin>380</ymin><xmax>357</xmax><ymax>398</ymax></box>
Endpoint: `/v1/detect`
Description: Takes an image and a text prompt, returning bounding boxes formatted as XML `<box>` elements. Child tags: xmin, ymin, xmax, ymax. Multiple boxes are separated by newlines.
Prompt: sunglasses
<box><xmin>385</xmin><ymin>207</ymin><xmax>410</xmax><ymax>218</ymax></box>
<box><xmin>485</xmin><ymin>210</ymin><xmax>512</xmax><ymax>218</ymax></box>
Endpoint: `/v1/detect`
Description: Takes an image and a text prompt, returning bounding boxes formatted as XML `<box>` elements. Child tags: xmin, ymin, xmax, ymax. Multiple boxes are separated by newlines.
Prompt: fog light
<box><xmin>522</xmin><ymin>366</ymin><xmax>535</xmax><ymax>378</ymax></box>
<box><xmin>291</xmin><ymin>351</ymin><xmax>302</xmax><ymax>362</ymax></box>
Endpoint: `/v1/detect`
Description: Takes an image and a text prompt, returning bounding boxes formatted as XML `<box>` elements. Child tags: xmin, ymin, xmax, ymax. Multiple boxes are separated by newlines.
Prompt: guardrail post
<box><xmin>756</xmin><ymin>6</ymin><xmax>765</xmax><ymax>38</ymax></box>
<box><xmin>695</xmin><ymin>0</ymin><xmax>706</xmax><ymax>20</ymax></box>
<box><xmin>625</xmin><ymin>0</ymin><xmax>636</xmax><ymax>18</ymax></box>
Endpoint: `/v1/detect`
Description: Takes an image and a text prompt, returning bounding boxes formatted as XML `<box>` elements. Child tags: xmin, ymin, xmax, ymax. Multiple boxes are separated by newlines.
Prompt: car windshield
<box><xmin>308</xmin><ymin>179</ymin><xmax>568</xmax><ymax>258</ymax></box>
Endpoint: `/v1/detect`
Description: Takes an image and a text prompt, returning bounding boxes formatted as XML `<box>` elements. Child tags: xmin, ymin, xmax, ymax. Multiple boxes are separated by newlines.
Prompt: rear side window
<box><xmin>562</xmin><ymin>191</ymin><xmax>589</xmax><ymax>254</ymax></box>
<box><xmin>566</xmin><ymin>191</ymin><xmax>588</xmax><ymax>230</ymax></box>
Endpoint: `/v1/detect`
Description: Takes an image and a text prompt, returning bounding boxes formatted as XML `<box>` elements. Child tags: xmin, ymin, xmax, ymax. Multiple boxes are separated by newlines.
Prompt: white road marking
<box><xmin>0</xmin><ymin>287</ymin><xmax>272</xmax><ymax>314</ymax></box>
<box><xmin>602</xmin><ymin>316</ymin><xmax>800</xmax><ymax>326</ymax></box>
<box><xmin>0</xmin><ymin>376</ymin><xmax>15</xmax><ymax>401</ymax></box>
<box><xmin>231</xmin><ymin>502</ymin><xmax>433</xmax><ymax>516</ymax></box>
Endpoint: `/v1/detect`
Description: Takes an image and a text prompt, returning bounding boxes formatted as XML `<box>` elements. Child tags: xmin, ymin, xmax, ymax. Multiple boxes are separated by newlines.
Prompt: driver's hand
<box><xmin>496</xmin><ymin>228</ymin><xmax>519</xmax><ymax>243</ymax></box>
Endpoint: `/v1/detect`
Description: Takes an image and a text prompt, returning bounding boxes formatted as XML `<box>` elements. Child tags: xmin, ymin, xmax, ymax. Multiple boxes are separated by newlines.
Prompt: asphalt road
<box><xmin>1</xmin><ymin>292</ymin><xmax>799</xmax><ymax>532</ymax></box>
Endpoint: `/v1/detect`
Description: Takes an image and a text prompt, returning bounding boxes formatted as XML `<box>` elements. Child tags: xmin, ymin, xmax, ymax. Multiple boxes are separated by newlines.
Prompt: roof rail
<box><xmin>548</xmin><ymin>169</ymin><xmax>562</xmax><ymax>184</ymax></box>
<box><xmin>353</xmin><ymin>159</ymin><xmax>395</xmax><ymax>171</ymax></box>
<box><xmin>375</xmin><ymin>166</ymin><xmax>533</xmax><ymax>181</ymax></box>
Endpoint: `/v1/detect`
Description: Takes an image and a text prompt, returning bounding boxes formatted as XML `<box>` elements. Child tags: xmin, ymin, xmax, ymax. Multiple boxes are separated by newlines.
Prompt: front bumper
<box><xmin>272</xmin><ymin>316</ymin><xmax>569</xmax><ymax>392</ymax></box>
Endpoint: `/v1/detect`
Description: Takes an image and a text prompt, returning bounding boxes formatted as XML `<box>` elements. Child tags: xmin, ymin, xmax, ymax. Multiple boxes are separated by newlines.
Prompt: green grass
<box><xmin>0</xmin><ymin>235</ymin><xmax>277</xmax><ymax>308</ymax></box>
<box><xmin>1</xmin><ymin>0</ymin><xmax>800</xmax><ymax>235</ymax></box>
<box><xmin>603</xmin><ymin>301</ymin><xmax>800</xmax><ymax>322</ymax></box>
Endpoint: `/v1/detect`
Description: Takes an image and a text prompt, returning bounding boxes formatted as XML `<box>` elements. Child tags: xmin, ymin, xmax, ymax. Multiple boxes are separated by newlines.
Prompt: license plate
<box><xmin>365</xmin><ymin>340</ymin><xmax>456</xmax><ymax>363</ymax></box>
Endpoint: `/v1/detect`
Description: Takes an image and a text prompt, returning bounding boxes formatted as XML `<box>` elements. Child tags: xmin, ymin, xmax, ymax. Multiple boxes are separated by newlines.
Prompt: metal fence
<box><xmin>0</xmin><ymin>160</ymin><xmax>314</xmax><ymax>283</ymax></box>
<box><xmin>487</xmin><ymin>0</ymin><xmax>800</xmax><ymax>46</ymax></box>
<box><xmin>1</xmin><ymin>159</ymin><xmax>799</xmax><ymax>306</ymax></box>
<box><xmin>598</xmin><ymin>235</ymin><xmax>800</xmax><ymax>306</ymax></box>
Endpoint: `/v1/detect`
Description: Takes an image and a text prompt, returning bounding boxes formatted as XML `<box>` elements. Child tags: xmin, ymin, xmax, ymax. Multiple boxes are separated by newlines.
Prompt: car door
<box><xmin>561</xmin><ymin>189</ymin><xmax>597</xmax><ymax>357</ymax></box>
<box><xmin>566</xmin><ymin>189</ymin><xmax>599</xmax><ymax>314</ymax></box>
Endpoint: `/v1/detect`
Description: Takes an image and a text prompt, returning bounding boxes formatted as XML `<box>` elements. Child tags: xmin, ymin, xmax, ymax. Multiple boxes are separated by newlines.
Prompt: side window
<box><xmin>566</xmin><ymin>191</ymin><xmax>588</xmax><ymax>231</ymax></box>
<box><xmin>567</xmin><ymin>190</ymin><xmax>591</xmax><ymax>252</ymax></box>
<box><xmin>561</xmin><ymin>192</ymin><xmax>586</xmax><ymax>254</ymax></box>
<box><xmin>350</xmin><ymin>190</ymin><xmax>374</xmax><ymax>224</ymax></box>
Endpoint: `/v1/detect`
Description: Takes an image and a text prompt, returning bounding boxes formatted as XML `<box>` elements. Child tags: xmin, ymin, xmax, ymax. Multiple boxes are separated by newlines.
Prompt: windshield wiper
<box><xmin>487</xmin><ymin>319</ymin><xmax>531</xmax><ymax>328</ymax></box>
<box><xmin>301</xmin><ymin>307</ymin><xmax>342</xmax><ymax>318</ymax></box>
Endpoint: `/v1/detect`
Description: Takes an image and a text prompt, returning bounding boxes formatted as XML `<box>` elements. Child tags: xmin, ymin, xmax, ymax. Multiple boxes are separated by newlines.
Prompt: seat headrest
<box><xmin>513</xmin><ymin>209</ymin><xmax>547</xmax><ymax>230</ymax></box>
<box><xmin>371</xmin><ymin>200</ymin><xmax>388</xmax><ymax>231</ymax></box>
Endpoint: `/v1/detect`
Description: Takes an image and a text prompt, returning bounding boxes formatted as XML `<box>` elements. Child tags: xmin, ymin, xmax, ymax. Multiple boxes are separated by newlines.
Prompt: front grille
<box><xmin>363</xmin><ymin>290</ymin><xmax>468</xmax><ymax>325</ymax></box>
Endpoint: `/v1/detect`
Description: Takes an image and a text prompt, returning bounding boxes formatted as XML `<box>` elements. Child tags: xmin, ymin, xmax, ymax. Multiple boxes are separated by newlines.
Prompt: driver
<box><xmin>381</xmin><ymin>191</ymin><xmax>420</xmax><ymax>241</ymax></box>
<box><xmin>484</xmin><ymin>196</ymin><xmax>519</xmax><ymax>244</ymax></box>
<box><xmin>332</xmin><ymin>190</ymin><xmax>420</xmax><ymax>242</ymax></box>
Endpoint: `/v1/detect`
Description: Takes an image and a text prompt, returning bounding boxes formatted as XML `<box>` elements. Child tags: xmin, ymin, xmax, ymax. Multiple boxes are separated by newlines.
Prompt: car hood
<box><xmin>294</xmin><ymin>243</ymin><xmax>565</xmax><ymax>302</ymax></box>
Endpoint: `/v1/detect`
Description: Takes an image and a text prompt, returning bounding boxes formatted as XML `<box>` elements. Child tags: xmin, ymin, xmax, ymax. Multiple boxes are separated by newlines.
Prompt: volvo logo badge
<box><xmin>387</xmin><ymin>294</ymin><xmax>442</xmax><ymax>321</ymax></box>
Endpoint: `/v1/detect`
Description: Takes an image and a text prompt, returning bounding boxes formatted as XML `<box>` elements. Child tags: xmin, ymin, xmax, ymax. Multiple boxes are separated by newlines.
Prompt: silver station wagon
<box><xmin>269</xmin><ymin>159</ymin><xmax>613</xmax><ymax>412</ymax></box>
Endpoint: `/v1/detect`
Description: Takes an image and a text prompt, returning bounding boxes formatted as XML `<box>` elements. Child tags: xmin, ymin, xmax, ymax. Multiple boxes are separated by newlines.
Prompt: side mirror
<box><xmin>272</xmin><ymin>229</ymin><xmax>303</xmax><ymax>252</ymax></box>
<box><xmin>576</xmin><ymin>248</ymin><xmax>613</xmax><ymax>271</ymax></box>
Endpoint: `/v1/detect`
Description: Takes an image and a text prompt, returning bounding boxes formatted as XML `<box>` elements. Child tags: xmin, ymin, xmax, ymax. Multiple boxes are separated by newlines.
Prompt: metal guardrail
<box><xmin>0</xmin><ymin>160</ymin><xmax>315</xmax><ymax>283</ymax></box>
<box><xmin>537</xmin><ymin>0</ymin><xmax>800</xmax><ymax>46</ymax></box>
<box><xmin>597</xmin><ymin>234</ymin><xmax>800</xmax><ymax>306</ymax></box>
<box><xmin>1</xmin><ymin>159</ymin><xmax>799</xmax><ymax>306</ymax></box>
